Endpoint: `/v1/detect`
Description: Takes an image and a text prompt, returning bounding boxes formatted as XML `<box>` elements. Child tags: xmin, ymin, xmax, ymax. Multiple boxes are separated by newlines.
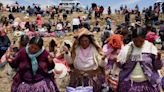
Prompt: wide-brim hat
<box><xmin>54</xmin><ymin>63</ymin><xmax>68</xmax><ymax>79</ymax></box>
<box><xmin>71</xmin><ymin>28</ymin><xmax>103</xmax><ymax>60</ymax></box>
<box><xmin>74</xmin><ymin>28</ymin><xmax>94</xmax><ymax>39</ymax></box>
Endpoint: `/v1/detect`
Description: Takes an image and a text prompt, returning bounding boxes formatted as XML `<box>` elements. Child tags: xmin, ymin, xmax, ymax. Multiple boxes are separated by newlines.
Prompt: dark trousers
<box><xmin>73</xmin><ymin>25</ymin><xmax>79</xmax><ymax>32</ymax></box>
<box><xmin>0</xmin><ymin>50</ymin><xmax>6</xmax><ymax>58</ymax></box>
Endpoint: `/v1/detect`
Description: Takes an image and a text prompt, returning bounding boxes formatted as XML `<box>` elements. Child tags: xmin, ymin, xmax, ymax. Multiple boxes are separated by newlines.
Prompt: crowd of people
<box><xmin>0</xmin><ymin>1</ymin><xmax>164</xmax><ymax>92</ymax></box>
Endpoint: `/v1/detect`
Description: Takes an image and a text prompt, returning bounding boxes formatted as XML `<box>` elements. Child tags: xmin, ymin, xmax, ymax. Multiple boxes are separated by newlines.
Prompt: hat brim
<box><xmin>75</xmin><ymin>28</ymin><xmax>94</xmax><ymax>39</ymax></box>
<box><xmin>54</xmin><ymin>63</ymin><xmax>68</xmax><ymax>79</ymax></box>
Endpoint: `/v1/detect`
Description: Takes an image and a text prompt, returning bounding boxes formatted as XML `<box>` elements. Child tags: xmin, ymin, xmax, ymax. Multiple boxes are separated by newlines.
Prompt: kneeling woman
<box><xmin>117</xmin><ymin>27</ymin><xmax>163</xmax><ymax>92</ymax></box>
<box><xmin>65</xmin><ymin>28</ymin><xmax>107</xmax><ymax>92</ymax></box>
<box><xmin>7</xmin><ymin>37</ymin><xmax>59</xmax><ymax>92</ymax></box>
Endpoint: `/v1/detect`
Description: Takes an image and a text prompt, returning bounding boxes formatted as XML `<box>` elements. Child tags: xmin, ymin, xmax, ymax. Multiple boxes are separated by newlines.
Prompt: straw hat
<box><xmin>71</xmin><ymin>28</ymin><xmax>103</xmax><ymax>60</ymax></box>
<box><xmin>14</xmin><ymin>17</ymin><xmax>22</xmax><ymax>23</ymax></box>
<box><xmin>74</xmin><ymin>28</ymin><xmax>93</xmax><ymax>39</ymax></box>
<box><xmin>63</xmin><ymin>40</ymin><xmax>73</xmax><ymax>48</ymax></box>
<box><xmin>53</xmin><ymin>60</ymin><xmax>68</xmax><ymax>79</ymax></box>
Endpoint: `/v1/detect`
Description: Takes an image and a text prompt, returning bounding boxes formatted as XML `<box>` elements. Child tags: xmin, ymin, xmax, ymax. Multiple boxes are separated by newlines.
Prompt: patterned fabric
<box><xmin>69</xmin><ymin>69</ymin><xmax>105</xmax><ymax>92</ymax></box>
<box><xmin>103</xmin><ymin>44</ymin><xmax>120</xmax><ymax>70</ymax></box>
<box><xmin>118</xmin><ymin>80</ymin><xmax>160</xmax><ymax>92</ymax></box>
<box><xmin>9</xmin><ymin>48</ymin><xmax>59</xmax><ymax>92</ymax></box>
<box><xmin>118</xmin><ymin>41</ymin><xmax>162</xmax><ymax>92</ymax></box>
<box><xmin>17</xmin><ymin>79</ymin><xmax>57</xmax><ymax>92</ymax></box>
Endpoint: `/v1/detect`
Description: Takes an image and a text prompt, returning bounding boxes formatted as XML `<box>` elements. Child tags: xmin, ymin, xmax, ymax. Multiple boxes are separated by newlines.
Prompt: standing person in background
<box><xmin>99</xmin><ymin>6</ymin><xmax>104</xmax><ymax>16</ymax></box>
<box><xmin>7</xmin><ymin>37</ymin><xmax>59</xmax><ymax>92</ymax></box>
<box><xmin>108</xmin><ymin>6</ymin><xmax>111</xmax><ymax>15</ymax></box>
<box><xmin>159</xmin><ymin>20</ymin><xmax>164</xmax><ymax>50</ymax></box>
<box><xmin>72</xmin><ymin>17</ymin><xmax>80</xmax><ymax>32</ymax></box>
<box><xmin>95</xmin><ymin>6</ymin><xmax>100</xmax><ymax>20</ymax></box>
<box><xmin>153</xmin><ymin>3</ymin><xmax>160</xmax><ymax>25</ymax></box>
<box><xmin>0</xmin><ymin>28</ymin><xmax>10</xmax><ymax>58</ymax></box>
<box><xmin>125</xmin><ymin>11</ymin><xmax>130</xmax><ymax>26</ymax></box>
<box><xmin>101</xmin><ymin>26</ymin><xmax>113</xmax><ymax>46</ymax></box>
<box><xmin>65</xmin><ymin>28</ymin><xmax>107</xmax><ymax>92</ymax></box>
<box><xmin>117</xmin><ymin>27</ymin><xmax>162</xmax><ymax>92</ymax></box>
<box><xmin>145</xmin><ymin>7</ymin><xmax>153</xmax><ymax>25</ymax></box>
<box><xmin>81</xmin><ymin>17</ymin><xmax>90</xmax><ymax>30</ymax></box>
<box><xmin>162</xmin><ymin>2</ymin><xmax>164</xmax><ymax>13</ymax></box>
<box><xmin>135</xmin><ymin>12</ymin><xmax>141</xmax><ymax>22</ymax></box>
<box><xmin>106</xmin><ymin>16</ymin><xmax>112</xmax><ymax>28</ymax></box>
<box><xmin>134</xmin><ymin>5</ymin><xmax>139</xmax><ymax>14</ymax></box>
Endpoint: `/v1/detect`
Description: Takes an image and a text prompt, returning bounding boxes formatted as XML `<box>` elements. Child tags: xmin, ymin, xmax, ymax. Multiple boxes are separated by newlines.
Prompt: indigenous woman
<box><xmin>64</xmin><ymin>28</ymin><xmax>107</xmax><ymax>92</ymax></box>
<box><xmin>103</xmin><ymin>34</ymin><xmax>123</xmax><ymax>91</ymax></box>
<box><xmin>0</xmin><ymin>35</ymin><xmax>30</xmax><ymax>79</ymax></box>
<box><xmin>7</xmin><ymin>37</ymin><xmax>59</xmax><ymax>92</ymax></box>
<box><xmin>117</xmin><ymin>27</ymin><xmax>163</xmax><ymax>92</ymax></box>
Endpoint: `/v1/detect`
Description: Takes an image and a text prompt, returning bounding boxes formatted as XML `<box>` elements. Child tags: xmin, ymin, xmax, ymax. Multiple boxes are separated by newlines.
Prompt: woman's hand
<box><xmin>48</xmin><ymin>52</ymin><xmax>55</xmax><ymax>63</ymax></box>
<box><xmin>6</xmin><ymin>53</ymin><xmax>14</xmax><ymax>63</ymax></box>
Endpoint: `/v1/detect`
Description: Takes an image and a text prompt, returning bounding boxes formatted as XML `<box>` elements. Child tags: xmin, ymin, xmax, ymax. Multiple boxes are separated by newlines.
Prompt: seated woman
<box><xmin>117</xmin><ymin>27</ymin><xmax>163</xmax><ymax>92</ymax></box>
<box><xmin>7</xmin><ymin>37</ymin><xmax>59</xmax><ymax>92</ymax></box>
<box><xmin>64</xmin><ymin>28</ymin><xmax>107</xmax><ymax>92</ymax></box>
